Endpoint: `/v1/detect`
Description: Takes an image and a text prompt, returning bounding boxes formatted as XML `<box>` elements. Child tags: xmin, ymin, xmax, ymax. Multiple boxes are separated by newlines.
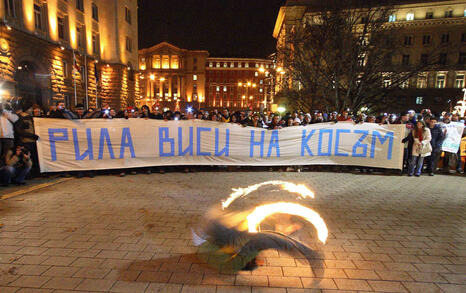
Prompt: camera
<box><xmin>17</xmin><ymin>146</ymin><xmax>30</xmax><ymax>158</ymax></box>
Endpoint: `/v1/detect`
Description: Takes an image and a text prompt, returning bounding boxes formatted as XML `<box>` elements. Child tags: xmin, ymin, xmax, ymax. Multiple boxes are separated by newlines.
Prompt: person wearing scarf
<box><xmin>409</xmin><ymin>120</ymin><xmax>432</xmax><ymax>177</ymax></box>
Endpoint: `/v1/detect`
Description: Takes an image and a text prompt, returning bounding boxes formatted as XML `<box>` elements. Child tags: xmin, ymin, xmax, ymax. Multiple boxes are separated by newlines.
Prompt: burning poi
<box><xmin>192</xmin><ymin>181</ymin><xmax>328</xmax><ymax>273</ymax></box>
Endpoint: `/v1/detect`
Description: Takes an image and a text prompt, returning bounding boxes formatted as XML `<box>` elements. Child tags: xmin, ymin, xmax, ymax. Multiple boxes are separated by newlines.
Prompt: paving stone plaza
<box><xmin>0</xmin><ymin>172</ymin><xmax>465</xmax><ymax>293</ymax></box>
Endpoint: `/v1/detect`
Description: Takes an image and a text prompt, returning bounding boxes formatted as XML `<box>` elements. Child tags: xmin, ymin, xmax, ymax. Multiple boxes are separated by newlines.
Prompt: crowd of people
<box><xmin>0</xmin><ymin>99</ymin><xmax>464</xmax><ymax>185</ymax></box>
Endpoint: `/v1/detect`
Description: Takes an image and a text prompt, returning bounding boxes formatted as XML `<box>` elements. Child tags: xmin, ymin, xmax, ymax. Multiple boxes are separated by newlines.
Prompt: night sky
<box><xmin>137</xmin><ymin>0</ymin><xmax>286</xmax><ymax>58</ymax></box>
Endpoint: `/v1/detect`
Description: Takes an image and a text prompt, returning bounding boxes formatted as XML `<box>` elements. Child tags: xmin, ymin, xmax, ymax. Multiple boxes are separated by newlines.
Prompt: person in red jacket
<box><xmin>337</xmin><ymin>110</ymin><xmax>353</xmax><ymax>122</ymax></box>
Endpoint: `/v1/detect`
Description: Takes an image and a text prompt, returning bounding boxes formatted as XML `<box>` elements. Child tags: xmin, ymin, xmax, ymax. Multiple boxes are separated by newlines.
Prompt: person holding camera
<box><xmin>0</xmin><ymin>145</ymin><xmax>32</xmax><ymax>186</ymax></box>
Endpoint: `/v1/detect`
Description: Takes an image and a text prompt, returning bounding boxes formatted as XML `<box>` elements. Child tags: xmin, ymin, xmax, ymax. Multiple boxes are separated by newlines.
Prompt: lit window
<box><xmin>230</xmin><ymin>62</ymin><xmax>234</xmax><ymax>68</ymax></box>
<box><xmin>455</xmin><ymin>74</ymin><xmax>465</xmax><ymax>88</ymax></box>
<box><xmin>223</xmin><ymin>86</ymin><xmax>227</xmax><ymax>92</ymax></box>
<box><xmin>255</xmin><ymin>72</ymin><xmax>258</xmax><ymax>77</ymax></box>
<box><xmin>216</xmin><ymin>62</ymin><xmax>220</xmax><ymax>68</ymax></box>
<box><xmin>171</xmin><ymin>55</ymin><xmax>179</xmax><ymax>69</ymax></box>
<box><xmin>417</xmin><ymin>74</ymin><xmax>427</xmax><ymax>88</ymax></box>
<box><xmin>140</xmin><ymin>58</ymin><xmax>146</xmax><ymax>70</ymax></box>
<box><xmin>153</xmin><ymin>55</ymin><xmax>161</xmax><ymax>69</ymax></box>
<box><xmin>209</xmin><ymin>62</ymin><xmax>213</xmax><ymax>67</ymax></box>
<box><xmin>259</xmin><ymin>88</ymin><xmax>263</xmax><ymax>93</ymax></box>
<box><xmin>383</xmin><ymin>78</ymin><xmax>391</xmax><ymax>88</ymax></box>
<box><xmin>255</xmin><ymin>63</ymin><xmax>259</xmax><ymax>68</ymax></box>
<box><xmin>238</xmin><ymin>63</ymin><xmax>242</xmax><ymax>68</ymax></box>
<box><xmin>265</xmin><ymin>72</ymin><xmax>269</xmax><ymax>77</ymax></box>
<box><xmin>125</xmin><ymin>7</ymin><xmax>131</xmax><ymax>24</ymax></box>
<box><xmin>193</xmin><ymin>74</ymin><xmax>197</xmax><ymax>81</ymax></box>
<box><xmin>245</xmin><ymin>62</ymin><xmax>249</xmax><ymax>68</ymax></box>
<box><xmin>223</xmin><ymin>63</ymin><xmax>227</xmax><ymax>68</ymax></box>
<box><xmin>406</xmin><ymin>13</ymin><xmax>414</xmax><ymax>21</ymax></box>
<box><xmin>436</xmin><ymin>74</ymin><xmax>445</xmax><ymax>88</ymax></box>
<box><xmin>416</xmin><ymin>97</ymin><xmax>423</xmax><ymax>104</ymax></box>
<box><xmin>216</xmin><ymin>86</ymin><xmax>220</xmax><ymax>91</ymax></box>
<box><xmin>401</xmin><ymin>80</ymin><xmax>409</xmax><ymax>89</ymax></box>
<box><xmin>426</xmin><ymin>11</ymin><xmax>433</xmax><ymax>19</ymax></box>
<box><xmin>389</xmin><ymin>14</ymin><xmax>396</xmax><ymax>22</ymax></box>
<box><xmin>162</xmin><ymin>55</ymin><xmax>169</xmax><ymax>69</ymax></box>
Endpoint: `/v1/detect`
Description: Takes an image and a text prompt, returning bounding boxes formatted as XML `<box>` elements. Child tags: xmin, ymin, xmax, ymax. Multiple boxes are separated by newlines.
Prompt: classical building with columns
<box><xmin>0</xmin><ymin>0</ymin><xmax>138</xmax><ymax>111</ymax></box>
<box><xmin>137</xmin><ymin>42</ymin><xmax>208</xmax><ymax>111</ymax></box>
<box><xmin>138</xmin><ymin>42</ymin><xmax>273</xmax><ymax>111</ymax></box>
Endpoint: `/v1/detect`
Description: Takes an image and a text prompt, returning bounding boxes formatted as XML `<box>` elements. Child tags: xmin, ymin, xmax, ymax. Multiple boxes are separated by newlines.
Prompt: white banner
<box><xmin>33</xmin><ymin>118</ymin><xmax>405</xmax><ymax>172</ymax></box>
<box><xmin>441</xmin><ymin>122</ymin><xmax>465</xmax><ymax>153</ymax></box>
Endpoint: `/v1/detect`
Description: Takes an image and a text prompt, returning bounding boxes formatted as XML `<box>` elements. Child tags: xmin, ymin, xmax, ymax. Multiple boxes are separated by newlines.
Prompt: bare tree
<box><xmin>277</xmin><ymin>0</ymin><xmax>440</xmax><ymax>113</ymax></box>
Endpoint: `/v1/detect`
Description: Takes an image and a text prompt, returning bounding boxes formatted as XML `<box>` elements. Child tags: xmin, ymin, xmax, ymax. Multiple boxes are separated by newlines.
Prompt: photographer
<box><xmin>13</xmin><ymin>102</ymin><xmax>40</xmax><ymax>177</ymax></box>
<box><xmin>0</xmin><ymin>102</ymin><xmax>19</xmax><ymax>164</ymax></box>
<box><xmin>0</xmin><ymin>145</ymin><xmax>32</xmax><ymax>186</ymax></box>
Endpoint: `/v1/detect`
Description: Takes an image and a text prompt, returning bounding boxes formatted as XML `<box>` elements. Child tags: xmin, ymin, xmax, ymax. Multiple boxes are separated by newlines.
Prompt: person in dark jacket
<box><xmin>13</xmin><ymin>103</ymin><xmax>40</xmax><ymax>177</ymax></box>
<box><xmin>425</xmin><ymin>116</ymin><xmax>445</xmax><ymax>176</ymax></box>
<box><xmin>47</xmin><ymin>102</ymin><xmax>76</xmax><ymax>119</ymax></box>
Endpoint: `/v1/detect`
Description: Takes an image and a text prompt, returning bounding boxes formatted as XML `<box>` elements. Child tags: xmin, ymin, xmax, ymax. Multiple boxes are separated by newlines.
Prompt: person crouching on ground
<box><xmin>0</xmin><ymin>145</ymin><xmax>32</xmax><ymax>186</ymax></box>
<box><xmin>408</xmin><ymin>121</ymin><xmax>432</xmax><ymax>177</ymax></box>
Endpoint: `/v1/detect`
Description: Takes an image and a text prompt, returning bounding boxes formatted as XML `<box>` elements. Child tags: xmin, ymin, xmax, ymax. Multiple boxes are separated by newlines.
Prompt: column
<box><xmin>159</xmin><ymin>79</ymin><xmax>163</xmax><ymax>98</ymax></box>
<box><xmin>168</xmin><ymin>76</ymin><xmax>172</xmax><ymax>97</ymax></box>
<box><xmin>146</xmin><ymin>77</ymin><xmax>151</xmax><ymax>97</ymax></box>
<box><xmin>177</xmin><ymin>76</ymin><xmax>181</xmax><ymax>98</ymax></box>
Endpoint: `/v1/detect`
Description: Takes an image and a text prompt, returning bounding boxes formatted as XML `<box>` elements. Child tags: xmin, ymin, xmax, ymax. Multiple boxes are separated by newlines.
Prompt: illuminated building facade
<box><xmin>138</xmin><ymin>42</ymin><xmax>273</xmax><ymax>111</ymax></box>
<box><xmin>274</xmin><ymin>0</ymin><xmax>466</xmax><ymax>112</ymax></box>
<box><xmin>137</xmin><ymin>42</ymin><xmax>208</xmax><ymax>111</ymax></box>
<box><xmin>0</xmin><ymin>0</ymin><xmax>138</xmax><ymax>110</ymax></box>
<box><xmin>205</xmin><ymin>58</ymin><xmax>273</xmax><ymax>111</ymax></box>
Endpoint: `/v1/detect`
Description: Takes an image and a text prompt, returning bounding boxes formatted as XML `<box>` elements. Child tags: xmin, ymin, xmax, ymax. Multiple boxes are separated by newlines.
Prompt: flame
<box><xmin>222</xmin><ymin>181</ymin><xmax>314</xmax><ymax>209</ymax></box>
<box><xmin>246</xmin><ymin>202</ymin><xmax>328</xmax><ymax>244</ymax></box>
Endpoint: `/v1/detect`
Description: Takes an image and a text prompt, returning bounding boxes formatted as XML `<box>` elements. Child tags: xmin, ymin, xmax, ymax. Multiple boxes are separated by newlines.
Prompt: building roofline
<box><xmin>206</xmin><ymin>57</ymin><xmax>272</xmax><ymax>62</ymax></box>
<box><xmin>273</xmin><ymin>7</ymin><xmax>286</xmax><ymax>39</ymax></box>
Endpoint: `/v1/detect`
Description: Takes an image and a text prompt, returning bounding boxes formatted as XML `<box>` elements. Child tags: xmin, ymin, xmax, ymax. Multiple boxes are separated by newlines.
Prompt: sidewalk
<box><xmin>0</xmin><ymin>172</ymin><xmax>465</xmax><ymax>292</ymax></box>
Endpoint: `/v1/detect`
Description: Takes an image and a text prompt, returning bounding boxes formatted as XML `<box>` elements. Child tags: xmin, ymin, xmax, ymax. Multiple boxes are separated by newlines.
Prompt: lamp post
<box><xmin>256</xmin><ymin>65</ymin><xmax>285</xmax><ymax>112</ymax></box>
<box><xmin>238</xmin><ymin>81</ymin><xmax>255</xmax><ymax>109</ymax></box>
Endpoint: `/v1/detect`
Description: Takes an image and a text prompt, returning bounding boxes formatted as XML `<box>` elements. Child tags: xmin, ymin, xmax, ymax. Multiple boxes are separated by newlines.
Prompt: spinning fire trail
<box><xmin>192</xmin><ymin>181</ymin><xmax>328</xmax><ymax>272</ymax></box>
